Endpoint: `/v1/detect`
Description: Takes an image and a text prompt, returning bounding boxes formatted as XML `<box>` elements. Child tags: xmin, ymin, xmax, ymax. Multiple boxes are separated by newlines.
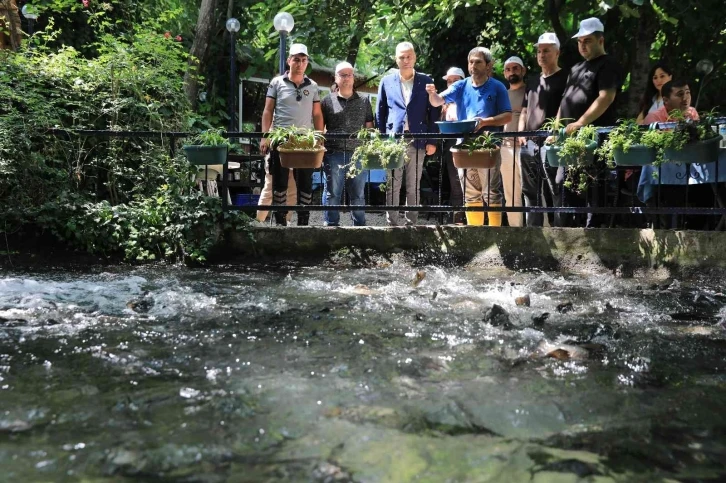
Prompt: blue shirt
<box><xmin>441</xmin><ymin>77</ymin><xmax>512</xmax><ymax>131</ymax></box>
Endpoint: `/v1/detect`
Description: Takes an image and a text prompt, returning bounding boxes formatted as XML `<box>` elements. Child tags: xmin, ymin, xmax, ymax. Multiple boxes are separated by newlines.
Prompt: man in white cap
<box><xmin>440</xmin><ymin>67</ymin><xmax>466</xmax><ymax>224</ymax></box>
<box><xmin>259</xmin><ymin>43</ymin><xmax>324</xmax><ymax>226</ymax></box>
<box><xmin>556</xmin><ymin>17</ymin><xmax>623</xmax><ymax>227</ymax></box>
<box><xmin>517</xmin><ymin>32</ymin><xmax>568</xmax><ymax>227</ymax></box>
<box><xmin>320</xmin><ymin>61</ymin><xmax>374</xmax><ymax>226</ymax></box>
<box><xmin>501</xmin><ymin>56</ymin><xmax>526</xmax><ymax>227</ymax></box>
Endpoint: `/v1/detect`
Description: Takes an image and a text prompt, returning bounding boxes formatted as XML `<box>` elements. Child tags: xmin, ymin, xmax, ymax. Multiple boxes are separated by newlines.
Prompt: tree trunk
<box><xmin>626</xmin><ymin>5</ymin><xmax>657</xmax><ymax>116</ymax></box>
<box><xmin>345</xmin><ymin>6</ymin><xmax>369</xmax><ymax>66</ymax></box>
<box><xmin>184</xmin><ymin>0</ymin><xmax>218</xmax><ymax>110</ymax></box>
<box><xmin>0</xmin><ymin>0</ymin><xmax>23</xmax><ymax>50</ymax></box>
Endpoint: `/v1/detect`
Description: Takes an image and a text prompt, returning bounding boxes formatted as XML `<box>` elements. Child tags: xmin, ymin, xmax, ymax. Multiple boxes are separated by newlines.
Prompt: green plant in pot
<box><xmin>347</xmin><ymin>128</ymin><xmax>409</xmax><ymax>178</ymax></box>
<box><xmin>266</xmin><ymin>126</ymin><xmax>326</xmax><ymax>169</ymax></box>
<box><xmin>183</xmin><ymin>128</ymin><xmax>230</xmax><ymax>166</ymax></box>
<box><xmin>543</xmin><ymin>121</ymin><xmax>599</xmax><ymax>194</ymax></box>
<box><xmin>450</xmin><ymin>131</ymin><xmax>501</xmax><ymax>169</ymax></box>
<box><xmin>598</xmin><ymin>119</ymin><xmax>668</xmax><ymax>167</ymax></box>
<box><xmin>663</xmin><ymin>108</ymin><xmax>722</xmax><ymax>164</ymax></box>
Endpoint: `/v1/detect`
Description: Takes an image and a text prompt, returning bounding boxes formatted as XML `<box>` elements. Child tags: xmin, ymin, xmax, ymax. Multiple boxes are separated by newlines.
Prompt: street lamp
<box><xmin>226</xmin><ymin>18</ymin><xmax>241</xmax><ymax>135</ymax></box>
<box><xmin>694</xmin><ymin>59</ymin><xmax>714</xmax><ymax>111</ymax></box>
<box><xmin>21</xmin><ymin>4</ymin><xmax>39</xmax><ymax>38</ymax></box>
<box><xmin>273</xmin><ymin>12</ymin><xmax>294</xmax><ymax>75</ymax></box>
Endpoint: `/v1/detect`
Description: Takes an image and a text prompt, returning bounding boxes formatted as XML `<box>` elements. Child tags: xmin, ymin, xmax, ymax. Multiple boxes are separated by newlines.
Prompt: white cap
<box><xmin>289</xmin><ymin>43</ymin><xmax>309</xmax><ymax>56</ymax></box>
<box><xmin>442</xmin><ymin>67</ymin><xmax>466</xmax><ymax>80</ymax></box>
<box><xmin>535</xmin><ymin>32</ymin><xmax>560</xmax><ymax>50</ymax></box>
<box><xmin>572</xmin><ymin>17</ymin><xmax>604</xmax><ymax>38</ymax></box>
<box><xmin>504</xmin><ymin>56</ymin><xmax>525</xmax><ymax>69</ymax></box>
<box><xmin>335</xmin><ymin>61</ymin><xmax>354</xmax><ymax>74</ymax></box>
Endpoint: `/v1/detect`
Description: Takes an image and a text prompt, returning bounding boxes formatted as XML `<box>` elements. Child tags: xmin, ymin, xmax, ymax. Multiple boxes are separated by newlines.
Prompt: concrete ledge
<box><xmin>226</xmin><ymin>226</ymin><xmax>726</xmax><ymax>274</ymax></box>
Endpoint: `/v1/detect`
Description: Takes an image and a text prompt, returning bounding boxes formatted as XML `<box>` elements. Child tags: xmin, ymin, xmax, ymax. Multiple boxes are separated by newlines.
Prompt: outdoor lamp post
<box><xmin>273</xmin><ymin>12</ymin><xmax>294</xmax><ymax>75</ymax></box>
<box><xmin>21</xmin><ymin>4</ymin><xmax>39</xmax><ymax>38</ymax></box>
<box><xmin>226</xmin><ymin>18</ymin><xmax>241</xmax><ymax>135</ymax></box>
<box><xmin>694</xmin><ymin>59</ymin><xmax>714</xmax><ymax>111</ymax></box>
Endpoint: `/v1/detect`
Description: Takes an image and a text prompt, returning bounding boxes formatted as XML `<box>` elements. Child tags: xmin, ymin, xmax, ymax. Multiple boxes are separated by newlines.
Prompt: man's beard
<box><xmin>507</xmin><ymin>75</ymin><xmax>522</xmax><ymax>84</ymax></box>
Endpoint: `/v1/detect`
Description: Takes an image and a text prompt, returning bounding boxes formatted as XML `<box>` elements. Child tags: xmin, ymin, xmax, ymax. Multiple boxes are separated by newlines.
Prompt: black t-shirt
<box><xmin>559</xmin><ymin>54</ymin><xmax>623</xmax><ymax>127</ymax></box>
<box><xmin>522</xmin><ymin>68</ymin><xmax>569</xmax><ymax>131</ymax></box>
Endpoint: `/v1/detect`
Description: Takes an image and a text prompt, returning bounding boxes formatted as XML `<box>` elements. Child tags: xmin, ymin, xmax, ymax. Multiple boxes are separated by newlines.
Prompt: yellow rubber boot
<box><xmin>465</xmin><ymin>202</ymin><xmax>485</xmax><ymax>226</ymax></box>
<box><xmin>487</xmin><ymin>204</ymin><xmax>502</xmax><ymax>226</ymax></box>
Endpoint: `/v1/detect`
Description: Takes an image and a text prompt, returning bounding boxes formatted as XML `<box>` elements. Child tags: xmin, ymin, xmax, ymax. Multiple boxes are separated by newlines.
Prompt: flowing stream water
<box><xmin>1</xmin><ymin>263</ymin><xmax>725</xmax><ymax>482</ymax></box>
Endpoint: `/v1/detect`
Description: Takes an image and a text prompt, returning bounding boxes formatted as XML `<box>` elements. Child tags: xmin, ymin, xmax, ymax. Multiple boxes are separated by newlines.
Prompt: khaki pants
<box><xmin>459</xmin><ymin>150</ymin><xmax>503</xmax><ymax>205</ymax></box>
<box><xmin>386</xmin><ymin>144</ymin><xmax>426</xmax><ymax>226</ymax></box>
<box><xmin>256</xmin><ymin>159</ymin><xmax>297</xmax><ymax>222</ymax></box>
<box><xmin>500</xmin><ymin>143</ymin><xmax>523</xmax><ymax>226</ymax></box>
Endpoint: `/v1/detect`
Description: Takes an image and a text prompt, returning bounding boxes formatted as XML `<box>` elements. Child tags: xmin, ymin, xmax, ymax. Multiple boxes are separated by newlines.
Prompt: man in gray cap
<box><xmin>440</xmin><ymin>67</ymin><xmax>466</xmax><ymax>224</ymax></box>
<box><xmin>501</xmin><ymin>55</ymin><xmax>526</xmax><ymax>226</ymax></box>
<box><xmin>260</xmin><ymin>43</ymin><xmax>324</xmax><ymax>226</ymax></box>
<box><xmin>517</xmin><ymin>32</ymin><xmax>568</xmax><ymax>227</ymax></box>
<box><xmin>556</xmin><ymin>17</ymin><xmax>623</xmax><ymax>227</ymax></box>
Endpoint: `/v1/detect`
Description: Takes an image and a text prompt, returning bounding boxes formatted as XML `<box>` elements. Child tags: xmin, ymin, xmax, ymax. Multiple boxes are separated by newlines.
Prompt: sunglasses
<box><xmin>295</xmin><ymin>88</ymin><xmax>302</xmax><ymax>102</ymax></box>
<box><xmin>336</xmin><ymin>73</ymin><xmax>353</xmax><ymax>79</ymax></box>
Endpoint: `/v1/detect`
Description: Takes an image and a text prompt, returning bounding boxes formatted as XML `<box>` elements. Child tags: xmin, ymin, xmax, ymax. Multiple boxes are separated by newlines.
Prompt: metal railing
<box><xmin>48</xmin><ymin>121</ymin><xmax>726</xmax><ymax>229</ymax></box>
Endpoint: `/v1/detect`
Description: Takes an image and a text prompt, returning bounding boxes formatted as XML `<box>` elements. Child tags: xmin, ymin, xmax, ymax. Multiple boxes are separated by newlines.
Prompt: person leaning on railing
<box><xmin>439</xmin><ymin>67</ymin><xmax>467</xmax><ymax>224</ymax></box>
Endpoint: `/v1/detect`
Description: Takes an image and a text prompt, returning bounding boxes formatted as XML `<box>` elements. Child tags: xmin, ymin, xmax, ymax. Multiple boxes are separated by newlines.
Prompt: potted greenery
<box><xmin>450</xmin><ymin>131</ymin><xmax>501</xmax><ymax>169</ymax></box>
<box><xmin>347</xmin><ymin>128</ymin><xmax>409</xmax><ymax>178</ymax></box>
<box><xmin>663</xmin><ymin>109</ymin><xmax>722</xmax><ymax>164</ymax></box>
<box><xmin>597</xmin><ymin>119</ymin><xmax>662</xmax><ymax>167</ymax></box>
<box><xmin>266</xmin><ymin>126</ymin><xmax>326</xmax><ymax>168</ymax></box>
<box><xmin>542</xmin><ymin>121</ymin><xmax>599</xmax><ymax>194</ymax></box>
<box><xmin>542</xmin><ymin>120</ymin><xmax>598</xmax><ymax>168</ymax></box>
<box><xmin>183</xmin><ymin>128</ymin><xmax>230</xmax><ymax>166</ymax></box>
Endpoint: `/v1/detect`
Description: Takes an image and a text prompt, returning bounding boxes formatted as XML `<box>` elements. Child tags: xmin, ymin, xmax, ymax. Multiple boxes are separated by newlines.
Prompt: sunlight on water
<box><xmin>0</xmin><ymin>264</ymin><xmax>724</xmax><ymax>481</ymax></box>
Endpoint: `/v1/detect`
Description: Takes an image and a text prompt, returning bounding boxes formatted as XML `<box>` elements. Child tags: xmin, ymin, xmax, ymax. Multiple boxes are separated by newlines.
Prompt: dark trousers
<box><xmin>270</xmin><ymin>148</ymin><xmax>313</xmax><ymax>226</ymax></box>
<box><xmin>520</xmin><ymin>140</ymin><xmax>562</xmax><ymax>227</ymax></box>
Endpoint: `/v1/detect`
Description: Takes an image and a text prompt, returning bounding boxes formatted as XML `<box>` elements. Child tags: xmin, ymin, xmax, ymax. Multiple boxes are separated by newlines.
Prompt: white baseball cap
<box><xmin>442</xmin><ymin>67</ymin><xmax>466</xmax><ymax>80</ymax></box>
<box><xmin>289</xmin><ymin>43</ymin><xmax>309</xmax><ymax>56</ymax></box>
<box><xmin>572</xmin><ymin>17</ymin><xmax>605</xmax><ymax>38</ymax></box>
<box><xmin>335</xmin><ymin>61</ymin><xmax>354</xmax><ymax>74</ymax></box>
<box><xmin>504</xmin><ymin>56</ymin><xmax>525</xmax><ymax>69</ymax></box>
<box><xmin>535</xmin><ymin>32</ymin><xmax>560</xmax><ymax>50</ymax></box>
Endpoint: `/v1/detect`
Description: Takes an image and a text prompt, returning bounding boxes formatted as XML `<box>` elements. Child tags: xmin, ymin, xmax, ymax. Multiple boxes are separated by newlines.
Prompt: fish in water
<box><xmin>413</xmin><ymin>270</ymin><xmax>426</xmax><ymax>287</ymax></box>
<box><xmin>535</xmin><ymin>340</ymin><xmax>605</xmax><ymax>361</ymax></box>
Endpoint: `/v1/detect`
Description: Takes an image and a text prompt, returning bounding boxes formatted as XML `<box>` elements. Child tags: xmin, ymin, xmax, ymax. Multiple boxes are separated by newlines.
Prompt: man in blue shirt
<box><xmin>426</xmin><ymin>47</ymin><xmax>512</xmax><ymax>225</ymax></box>
<box><xmin>377</xmin><ymin>42</ymin><xmax>439</xmax><ymax>226</ymax></box>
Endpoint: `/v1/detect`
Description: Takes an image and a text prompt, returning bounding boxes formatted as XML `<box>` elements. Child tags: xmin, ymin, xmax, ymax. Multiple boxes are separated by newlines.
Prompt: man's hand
<box><xmin>425</xmin><ymin>143</ymin><xmax>436</xmax><ymax>156</ymax></box>
<box><xmin>425</xmin><ymin>84</ymin><xmax>437</xmax><ymax>95</ymax></box>
<box><xmin>260</xmin><ymin>137</ymin><xmax>270</xmax><ymax>154</ymax></box>
<box><xmin>565</xmin><ymin>121</ymin><xmax>584</xmax><ymax>135</ymax></box>
<box><xmin>517</xmin><ymin>137</ymin><xmax>527</xmax><ymax>146</ymax></box>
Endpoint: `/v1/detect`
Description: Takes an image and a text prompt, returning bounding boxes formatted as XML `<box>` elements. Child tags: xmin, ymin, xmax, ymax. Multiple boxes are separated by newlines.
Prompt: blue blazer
<box><xmin>376</xmin><ymin>72</ymin><xmax>440</xmax><ymax>149</ymax></box>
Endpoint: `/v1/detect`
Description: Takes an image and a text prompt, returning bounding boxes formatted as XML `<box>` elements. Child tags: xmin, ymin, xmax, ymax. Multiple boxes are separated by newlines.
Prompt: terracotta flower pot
<box><xmin>278</xmin><ymin>147</ymin><xmax>326</xmax><ymax>169</ymax></box>
<box><xmin>451</xmin><ymin>145</ymin><xmax>500</xmax><ymax>169</ymax></box>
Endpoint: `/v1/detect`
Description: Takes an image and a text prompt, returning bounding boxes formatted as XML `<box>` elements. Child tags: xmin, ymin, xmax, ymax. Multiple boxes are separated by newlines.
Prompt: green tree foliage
<box><xmin>0</xmin><ymin>21</ymin><xmax>246</xmax><ymax>262</ymax></box>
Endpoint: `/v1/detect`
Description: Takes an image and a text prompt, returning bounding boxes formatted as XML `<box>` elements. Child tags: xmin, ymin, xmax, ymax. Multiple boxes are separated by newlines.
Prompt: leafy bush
<box><xmin>0</xmin><ymin>23</ymin><xmax>247</xmax><ymax>263</ymax></box>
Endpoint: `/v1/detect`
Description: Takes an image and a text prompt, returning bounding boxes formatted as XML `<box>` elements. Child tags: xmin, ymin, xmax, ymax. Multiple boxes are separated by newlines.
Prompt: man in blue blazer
<box><xmin>376</xmin><ymin>42</ymin><xmax>440</xmax><ymax>226</ymax></box>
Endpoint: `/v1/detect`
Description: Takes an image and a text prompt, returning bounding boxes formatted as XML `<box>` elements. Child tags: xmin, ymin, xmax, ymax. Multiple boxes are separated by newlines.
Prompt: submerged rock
<box><xmin>556</xmin><ymin>302</ymin><xmax>573</xmax><ymax>314</ymax></box>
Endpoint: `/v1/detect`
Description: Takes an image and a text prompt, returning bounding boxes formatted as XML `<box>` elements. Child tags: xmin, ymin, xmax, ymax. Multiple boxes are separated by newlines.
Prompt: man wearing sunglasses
<box><xmin>260</xmin><ymin>43</ymin><xmax>324</xmax><ymax>226</ymax></box>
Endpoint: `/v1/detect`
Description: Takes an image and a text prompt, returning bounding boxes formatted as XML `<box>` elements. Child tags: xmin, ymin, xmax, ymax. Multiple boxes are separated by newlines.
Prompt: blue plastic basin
<box><xmin>436</xmin><ymin>120</ymin><xmax>477</xmax><ymax>134</ymax></box>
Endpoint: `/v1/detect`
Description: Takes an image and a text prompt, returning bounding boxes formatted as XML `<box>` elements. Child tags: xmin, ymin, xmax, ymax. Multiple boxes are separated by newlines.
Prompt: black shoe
<box><xmin>297</xmin><ymin>213</ymin><xmax>310</xmax><ymax>226</ymax></box>
<box><xmin>274</xmin><ymin>212</ymin><xmax>287</xmax><ymax>226</ymax></box>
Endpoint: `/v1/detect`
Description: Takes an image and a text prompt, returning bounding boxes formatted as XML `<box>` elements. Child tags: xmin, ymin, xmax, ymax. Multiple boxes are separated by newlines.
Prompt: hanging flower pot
<box><xmin>543</xmin><ymin>127</ymin><xmax>597</xmax><ymax>168</ymax></box>
<box><xmin>664</xmin><ymin>135</ymin><xmax>721</xmax><ymax>164</ymax></box>
<box><xmin>183</xmin><ymin>145</ymin><xmax>228</xmax><ymax>166</ymax></box>
<box><xmin>278</xmin><ymin>147</ymin><xmax>326</xmax><ymax>168</ymax></box>
<box><xmin>613</xmin><ymin>145</ymin><xmax>657</xmax><ymax>166</ymax></box>
<box><xmin>361</xmin><ymin>153</ymin><xmax>406</xmax><ymax>170</ymax></box>
<box><xmin>451</xmin><ymin>145</ymin><xmax>500</xmax><ymax>169</ymax></box>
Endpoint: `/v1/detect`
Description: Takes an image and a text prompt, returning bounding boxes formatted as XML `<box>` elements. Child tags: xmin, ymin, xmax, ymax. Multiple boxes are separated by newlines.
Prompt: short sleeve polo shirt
<box><xmin>266</xmin><ymin>73</ymin><xmax>320</xmax><ymax>129</ymax></box>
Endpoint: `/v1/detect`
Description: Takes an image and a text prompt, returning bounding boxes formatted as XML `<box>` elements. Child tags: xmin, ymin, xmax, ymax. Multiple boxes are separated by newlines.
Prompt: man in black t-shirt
<box><xmin>558</xmin><ymin>17</ymin><xmax>622</xmax><ymax>132</ymax></box>
<box><xmin>517</xmin><ymin>32</ymin><xmax>568</xmax><ymax>227</ymax></box>
<box><xmin>556</xmin><ymin>17</ymin><xmax>623</xmax><ymax>227</ymax></box>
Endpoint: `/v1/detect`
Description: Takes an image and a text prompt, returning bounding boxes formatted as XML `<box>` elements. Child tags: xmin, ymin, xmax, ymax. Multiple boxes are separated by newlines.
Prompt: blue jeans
<box><xmin>323</xmin><ymin>151</ymin><xmax>366</xmax><ymax>226</ymax></box>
